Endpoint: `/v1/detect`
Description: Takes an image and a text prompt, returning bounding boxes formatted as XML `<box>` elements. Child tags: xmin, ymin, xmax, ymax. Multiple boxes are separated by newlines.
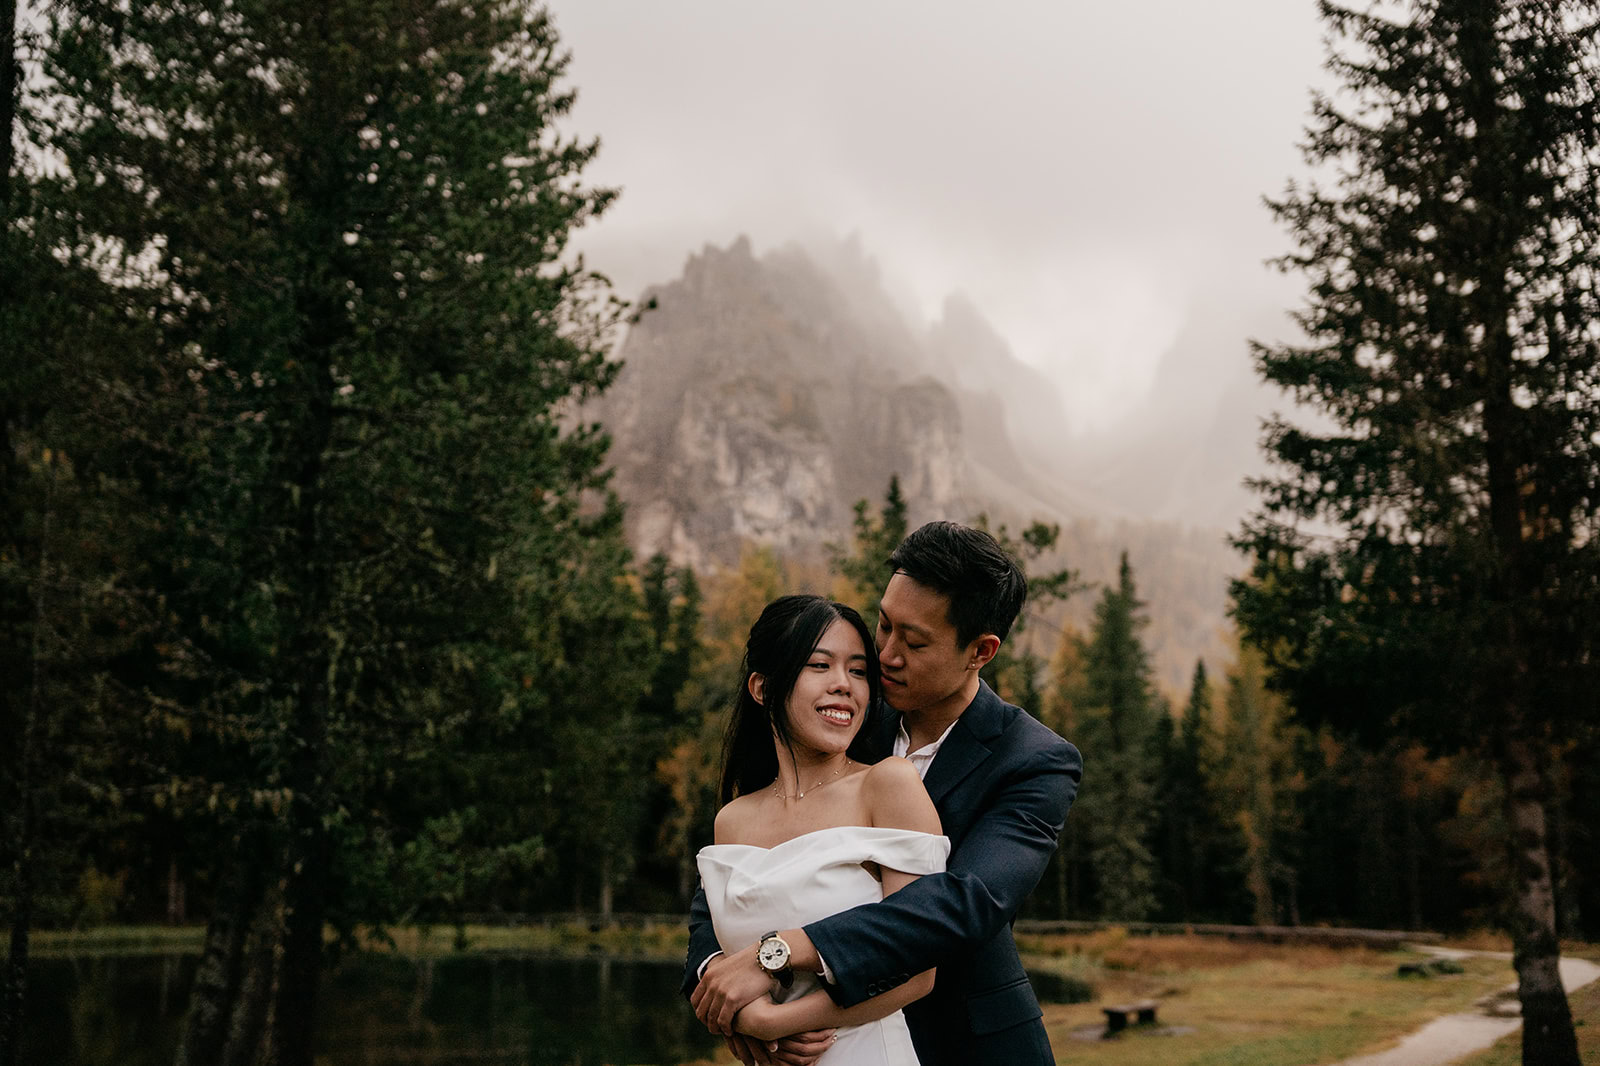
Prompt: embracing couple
<box><xmin>683</xmin><ymin>521</ymin><xmax>1083</xmax><ymax>1066</ymax></box>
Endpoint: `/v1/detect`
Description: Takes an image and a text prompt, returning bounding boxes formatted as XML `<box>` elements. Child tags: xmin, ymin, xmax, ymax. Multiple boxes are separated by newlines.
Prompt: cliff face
<box><xmin>598</xmin><ymin>237</ymin><xmax>981</xmax><ymax>569</ymax></box>
<box><xmin>593</xmin><ymin>235</ymin><xmax>1243</xmax><ymax>693</ymax></box>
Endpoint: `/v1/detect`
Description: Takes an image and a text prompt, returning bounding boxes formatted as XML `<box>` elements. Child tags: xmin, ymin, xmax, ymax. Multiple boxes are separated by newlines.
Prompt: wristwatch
<box><xmin>757</xmin><ymin>930</ymin><xmax>795</xmax><ymax>988</ymax></box>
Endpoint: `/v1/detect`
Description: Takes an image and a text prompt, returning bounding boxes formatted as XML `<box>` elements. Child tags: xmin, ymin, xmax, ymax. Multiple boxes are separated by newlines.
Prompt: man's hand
<box><xmin>691</xmin><ymin>945</ymin><xmax>772</xmax><ymax>1036</ymax></box>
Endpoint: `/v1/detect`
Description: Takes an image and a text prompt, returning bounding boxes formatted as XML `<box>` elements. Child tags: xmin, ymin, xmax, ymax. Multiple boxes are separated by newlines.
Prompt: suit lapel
<box><xmin>852</xmin><ymin>698</ymin><xmax>901</xmax><ymax>764</ymax></box>
<box><xmin>921</xmin><ymin>681</ymin><xmax>1005</xmax><ymax>807</ymax></box>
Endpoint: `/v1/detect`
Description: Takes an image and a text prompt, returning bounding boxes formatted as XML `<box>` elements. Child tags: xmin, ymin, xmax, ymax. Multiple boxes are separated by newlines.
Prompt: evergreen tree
<box><xmin>1214</xmin><ymin>645</ymin><xmax>1306</xmax><ymax>926</ymax></box>
<box><xmin>1037</xmin><ymin>622</ymin><xmax>1089</xmax><ymax>918</ymax></box>
<box><xmin>1152</xmin><ymin>660</ymin><xmax>1226</xmax><ymax>921</ymax></box>
<box><xmin>2</xmin><ymin>8</ymin><xmax>172</xmax><ymax>1061</ymax></box>
<box><xmin>972</xmin><ymin>517</ymin><xmax>1077</xmax><ymax>711</ymax></box>
<box><xmin>1075</xmin><ymin>553</ymin><xmax>1160</xmax><ymax>920</ymax></box>
<box><xmin>658</xmin><ymin>545</ymin><xmax>787</xmax><ymax>902</ymax></box>
<box><xmin>1233</xmin><ymin>3</ymin><xmax>1600</xmax><ymax>1055</ymax></box>
<box><xmin>829</xmin><ymin>475</ymin><xmax>908</xmax><ymax>630</ymax></box>
<box><xmin>24</xmin><ymin>3</ymin><xmax>627</xmax><ymax>1063</ymax></box>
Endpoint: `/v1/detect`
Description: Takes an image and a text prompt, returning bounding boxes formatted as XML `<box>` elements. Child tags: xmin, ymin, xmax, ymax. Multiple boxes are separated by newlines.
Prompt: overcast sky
<box><xmin>548</xmin><ymin>1</ymin><xmax>1332</xmax><ymax>436</ymax></box>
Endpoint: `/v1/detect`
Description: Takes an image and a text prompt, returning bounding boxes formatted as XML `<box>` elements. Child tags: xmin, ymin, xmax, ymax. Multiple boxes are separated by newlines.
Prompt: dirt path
<box><xmin>1330</xmin><ymin>947</ymin><xmax>1600</xmax><ymax>1066</ymax></box>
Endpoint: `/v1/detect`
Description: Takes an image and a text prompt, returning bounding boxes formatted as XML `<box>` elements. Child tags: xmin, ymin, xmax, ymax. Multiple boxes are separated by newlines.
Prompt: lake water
<box><xmin>26</xmin><ymin>951</ymin><xmax>1086</xmax><ymax>1064</ymax></box>
<box><xmin>25</xmin><ymin>952</ymin><xmax>724</xmax><ymax>1066</ymax></box>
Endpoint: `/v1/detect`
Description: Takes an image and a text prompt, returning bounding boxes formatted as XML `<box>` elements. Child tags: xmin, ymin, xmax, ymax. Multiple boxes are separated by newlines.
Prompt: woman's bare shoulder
<box><xmin>863</xmin><ymin>757</ymin><xmax>940</xmax><ymax>832</ymax></box>
<box><xmin>712</xmin><ymin>793</ymin><xmax>763</xmax><ymax>845</ymax></box>
<box><xmin>862</xmin><ymin>755</ymin><xmax>922</xmax><ymax>789</ymax></box>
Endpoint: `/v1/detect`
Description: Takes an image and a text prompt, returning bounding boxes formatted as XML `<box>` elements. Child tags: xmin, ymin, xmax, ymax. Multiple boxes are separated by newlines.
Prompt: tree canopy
<box><xmin>1233</xmin><ymin>3</ymin><xmax>1600</xmax><ymax>1060</ymax></box>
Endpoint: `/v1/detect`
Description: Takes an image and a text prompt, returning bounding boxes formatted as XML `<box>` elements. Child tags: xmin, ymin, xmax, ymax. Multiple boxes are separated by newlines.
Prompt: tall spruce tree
<box><xmin>1214</xmin><ymin>645</ymin><xmax>1306</xmax><ymax>926</ymax></box>
<box><xmin>27</xmin><ymin>3</ymin><xmax>626</xmax><ymax>1064</ymax></box>
<box><xmin>1233</xmin><ymin>2</ymin><xmax>1600</xmax><ymax>1059</ymax></box>
<box><xmin>1152</xmin><ymin>661</ymin><xmax>1225</xmax><ymax>921</ymax></box>
<box><xmin>1075</xmin><ymin>553</ymin><xmax>1160</xmax><ymax>920</ymax></box>
<box><xmin>2</xmin><ymin>6</ymin><xmax>174</xmax><ymax>1061</ymax></box>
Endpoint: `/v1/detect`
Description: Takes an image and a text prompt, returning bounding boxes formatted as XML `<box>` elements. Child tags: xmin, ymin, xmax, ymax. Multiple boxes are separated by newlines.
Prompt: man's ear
<box><xmin>968</xmin><ymin>635</ymin><xmax>1001</xmax><ymax>671</ymax></box>
<box><xmin>747</xmin><ymin>673</ymin><xmax>766</xmax><ymax>705</ymax></box>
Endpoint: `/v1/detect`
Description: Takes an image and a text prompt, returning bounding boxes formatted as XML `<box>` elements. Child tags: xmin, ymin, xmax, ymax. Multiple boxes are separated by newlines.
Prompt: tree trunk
<box><xmin>598</xmin><ymin>852</ymin><xmax>614</xmax><ymax>925</ymax></box>
<box><xmin>0</xmin><ymin>871</ymin><xmax>31</xmax><ymax>1066</ymax></box>
<box><xmin>2</xmin><ymin>0</ymin><xmax>18</xmax><ymax>218</ymax></box>
<box><xmin>1404</xmin><ymin>796</ymin><xmax>1423</xmax><ymax>932</ymax></box>
<box><xmin>270</xmin><ymin>827</ymin><xmax>329</xmax><ymax>1066</ymax></box>
<box><xmin>1502</xmin><ymin>732</ymin><xmax>1580</xmax><ymax>1066</ymax></box>
<box><xmin>175</xmin><ymin>856</ymin><xmax>267</xmax><ymax>1066</ymax></box>
<box><xmin>167</xmin><ymin>856</ymin><xmax>187</xmax><ymax>925</ymax></box>
<box><xmin>218</xmin><ymin>889</ymin><xmax>281</xmax><ymax>1066</ymax></box>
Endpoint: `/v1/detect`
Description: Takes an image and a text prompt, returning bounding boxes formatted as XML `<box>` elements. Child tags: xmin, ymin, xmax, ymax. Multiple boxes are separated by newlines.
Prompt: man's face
<box><xmin>874</xmin><ymin>572</ymin><xmax>977</xmax><ymax>715</ymax></box>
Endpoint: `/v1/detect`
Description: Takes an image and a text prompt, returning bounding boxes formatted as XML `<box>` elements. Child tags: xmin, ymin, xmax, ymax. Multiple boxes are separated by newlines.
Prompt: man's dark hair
<box><xmin>887</xmin><ymin>521</ymin><xmax>1027</xmax><ymax>646</ymax></box>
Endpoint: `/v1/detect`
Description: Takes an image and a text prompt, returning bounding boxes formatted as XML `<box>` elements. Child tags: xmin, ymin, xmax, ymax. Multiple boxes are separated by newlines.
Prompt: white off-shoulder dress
<box><xmin>696</xmin><ymin>826</ymin><xmax>950</xmax><ymax>1066</ymax></box>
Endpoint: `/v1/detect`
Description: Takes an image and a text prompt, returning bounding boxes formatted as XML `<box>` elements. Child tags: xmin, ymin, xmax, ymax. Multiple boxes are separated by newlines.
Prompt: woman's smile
<box><xmin>816</xmin><ymin>702</ymin><xmax>856</xmax><ymax>725</ymax></box>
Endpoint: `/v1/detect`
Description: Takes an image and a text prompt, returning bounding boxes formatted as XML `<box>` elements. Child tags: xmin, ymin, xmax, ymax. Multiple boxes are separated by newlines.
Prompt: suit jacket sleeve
<box><xmin>681</xmin><ymin>879</ymin><xmax>721</xmax><ymax>1000</ymax></box>
<box><xmin>802</xmin><ymin>737</ymin><xmax>1081</xmax><ymax>1008</ymax></box>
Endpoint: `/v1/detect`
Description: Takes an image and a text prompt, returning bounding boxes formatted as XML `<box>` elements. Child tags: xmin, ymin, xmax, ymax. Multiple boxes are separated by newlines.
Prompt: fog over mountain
<box><xmin>594</xmin><ymin>235</ymin><xmax>1248</xmax><ymax>691</ymax></box>
<box><xmin>549</xmin><ymin>0</ymin><xmax>1325</xmax><ymax>545</ymax></box>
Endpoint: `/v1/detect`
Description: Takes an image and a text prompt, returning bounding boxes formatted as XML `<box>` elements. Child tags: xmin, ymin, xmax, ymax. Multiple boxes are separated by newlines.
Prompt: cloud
<box><xmin>553</xmin><ymin>0</ymin><xmax>1329</xmax><ymax>471</ymax></box>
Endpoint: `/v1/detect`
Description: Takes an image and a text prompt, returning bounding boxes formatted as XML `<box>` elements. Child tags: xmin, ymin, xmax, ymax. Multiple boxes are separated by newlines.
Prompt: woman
<box><xmin>697</xmin><ymin>595</ymin><xmax>947</xmax><ymax>1065</ymax></box>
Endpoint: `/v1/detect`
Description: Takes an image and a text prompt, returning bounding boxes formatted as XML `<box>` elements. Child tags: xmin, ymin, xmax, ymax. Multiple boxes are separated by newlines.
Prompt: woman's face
<box><xmin>779</xmin><ymin>618</ymin><xmax>872</xmax><ymax>757</ymax></box>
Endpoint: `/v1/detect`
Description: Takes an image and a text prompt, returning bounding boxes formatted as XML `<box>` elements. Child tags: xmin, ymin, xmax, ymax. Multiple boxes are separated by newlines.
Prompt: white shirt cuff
<box><xmin>817</xmin><ymin>951</ymin><xmax>835</xmax><ymax>985</ymax></box>
<box><xmin>696</xmin><ymin>950</ymin><xmax>723</xmax><ymax>981</ymax></box>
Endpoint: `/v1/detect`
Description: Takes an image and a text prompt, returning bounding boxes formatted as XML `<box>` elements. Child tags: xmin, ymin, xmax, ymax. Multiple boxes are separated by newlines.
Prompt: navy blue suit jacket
<box><xmin>683</xmin><ymin>681</ymin><xmax>1082</xmax><ymax>1066</ymax></box>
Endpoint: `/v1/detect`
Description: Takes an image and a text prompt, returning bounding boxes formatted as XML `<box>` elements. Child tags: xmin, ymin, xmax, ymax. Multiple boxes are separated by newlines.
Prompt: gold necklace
<box><xmin>773</xmin><ymin>758</ymin><xmax>851</xmax><ymax>800</ymax></box>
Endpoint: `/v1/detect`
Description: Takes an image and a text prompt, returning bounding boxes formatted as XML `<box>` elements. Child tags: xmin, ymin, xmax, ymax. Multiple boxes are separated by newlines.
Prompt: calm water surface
<box><xmin>26</xmin><ymin>952</ymin><xmax>723</xmax><ymax>1066</ymax></box>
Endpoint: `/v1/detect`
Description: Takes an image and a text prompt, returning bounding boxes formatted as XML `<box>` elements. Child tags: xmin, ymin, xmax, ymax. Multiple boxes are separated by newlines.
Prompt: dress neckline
<box><xmin>699</xmin><ymin>824</ymin><xmax>944</xmax><ymax>854</ymax></box>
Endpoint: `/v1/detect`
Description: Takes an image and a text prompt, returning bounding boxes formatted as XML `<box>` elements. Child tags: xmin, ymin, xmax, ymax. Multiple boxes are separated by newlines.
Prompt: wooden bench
<box><xmin>1101</xmin><ymin>1000</ymin><xmax>1158</xmax><ymax>1033</ymax></box>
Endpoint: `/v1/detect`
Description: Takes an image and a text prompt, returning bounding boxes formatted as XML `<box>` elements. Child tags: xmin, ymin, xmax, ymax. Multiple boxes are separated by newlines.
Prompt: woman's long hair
<box><xmin>718</xmin><ymin>595</ymin><xmax>881</xmax><ymax>805</ymax></box>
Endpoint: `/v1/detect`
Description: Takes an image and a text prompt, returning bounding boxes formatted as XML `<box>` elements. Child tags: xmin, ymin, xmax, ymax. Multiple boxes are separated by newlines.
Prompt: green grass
<box><xmin>30</xmin><ymin>926</ymin><xmax>205</xmax><ymax>958</ymax></box>
<box><xmin>1017</xmin><ymin>932</ymin><xmax>1513</xmax><ymax>1066</ymax></box>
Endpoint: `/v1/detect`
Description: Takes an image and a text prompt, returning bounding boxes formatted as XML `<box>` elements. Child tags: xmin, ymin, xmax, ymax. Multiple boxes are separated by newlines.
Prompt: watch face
<box><xmin>759</xmin><ymin>938</ymin><xmax>790</xmax><ymax>970</ymax></box>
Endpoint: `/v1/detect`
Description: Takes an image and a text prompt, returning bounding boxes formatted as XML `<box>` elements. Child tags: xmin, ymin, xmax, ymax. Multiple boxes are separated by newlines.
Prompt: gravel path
<box><xmin>1330</xmin><ymin>947</ymin><xmax>1600</xmax><ymax>1066</ymax></box>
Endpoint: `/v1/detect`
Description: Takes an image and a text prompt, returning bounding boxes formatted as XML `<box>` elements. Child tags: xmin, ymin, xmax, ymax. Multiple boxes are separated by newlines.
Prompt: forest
<box><xmin>3</xmin><ymin>1</ymin><xmax>1599</xmax><ymax>1065</ymax></box>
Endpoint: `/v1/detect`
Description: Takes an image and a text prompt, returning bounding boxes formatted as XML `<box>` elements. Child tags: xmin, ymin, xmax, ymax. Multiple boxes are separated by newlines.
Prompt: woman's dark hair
<box><xmin>718</xmin><ymin>595</ymin><xmax>881</xmax><ymax>804</ymax></box>
<box><xmin>888</xmin><ymin>521</ymin><xmax>1028</xmax><ymax>647</ymax></box>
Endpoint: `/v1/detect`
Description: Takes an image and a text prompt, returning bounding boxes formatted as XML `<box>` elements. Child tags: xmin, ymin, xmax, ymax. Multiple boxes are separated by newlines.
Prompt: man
<box><xmin>684</xmin><ymin>521</ymin><xmax>1083</xmax><ymax>1065</ymax></box>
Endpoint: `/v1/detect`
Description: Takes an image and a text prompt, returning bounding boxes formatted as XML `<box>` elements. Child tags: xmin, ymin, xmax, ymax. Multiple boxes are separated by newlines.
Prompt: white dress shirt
<box><xmin>893</xmin><ymin>718</ymin><xmax>959</xmax><ymax>779</ymax></box>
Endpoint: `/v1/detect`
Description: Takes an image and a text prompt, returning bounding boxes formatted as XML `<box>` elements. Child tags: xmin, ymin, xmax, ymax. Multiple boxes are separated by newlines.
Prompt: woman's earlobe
<box><xmin>747</xmin><ymin>673</ymin><xmax>766</xmax><ymax>705</ymax></box>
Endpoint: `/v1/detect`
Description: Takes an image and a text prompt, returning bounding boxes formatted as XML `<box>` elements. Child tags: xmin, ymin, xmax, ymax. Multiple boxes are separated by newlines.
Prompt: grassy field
<box><xmin>1014</xmin><ymin>930</ymin><xmax>1511</xmax><ymax>1066</ymax></box>
<box><xmin>674</xmin><ymin>930</ymin><xmax>1526</xmax><ymax>1066</ymax></box>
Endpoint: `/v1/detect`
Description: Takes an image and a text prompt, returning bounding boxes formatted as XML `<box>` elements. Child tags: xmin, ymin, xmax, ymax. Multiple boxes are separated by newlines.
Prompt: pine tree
<box><xmin>971</xmin><ymin>517</ymin><xmax>1077</xmax><ymax>710</ymax></box>
<box><xmin>1214</xmin><ymin>645</ymin><xmax>1306</xmax><ymax>926</ymax></box>
<box><xmin>1075</xmin><ymin>553</ymin><xmax>1160</xmax><ymax>920</ymax></box>
<box><xmin>1233</xmin><ymin>3</ymin><xmax>1600</xmax><ymax>1057</ymax></box>
<box><xmin>1038</xmin><ymin>623</ymin><xmax>1089</xmax><ymax>918</ymax></box>
<box><xmin>2</xmin><ymin>8</ymin><xmax>173</xmax><ymax>1060</ymax></box>
<box><xmin>25</xmin><ymin>3</ymin><xmax>627</xmax><ymax>1063</ymax></box>
<box><xmin>1152</xmin><ymin>661</ymin><xmax>1225</xmax><ymax>921</ymax></box>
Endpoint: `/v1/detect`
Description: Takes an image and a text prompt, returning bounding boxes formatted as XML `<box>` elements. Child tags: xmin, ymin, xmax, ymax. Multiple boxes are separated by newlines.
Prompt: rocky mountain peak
<box><xmin>596</xmin><ymin>237</ymin><xmax>980</xmax><ymax>570</ymax></box>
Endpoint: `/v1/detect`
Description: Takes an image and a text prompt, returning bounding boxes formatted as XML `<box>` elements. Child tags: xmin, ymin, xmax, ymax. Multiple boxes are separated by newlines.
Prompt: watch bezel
<box><xmin>757</xmin><ymin>931</ymin><xmax>794</xmax><ymax>987</ymax></box>
<box><xmin>757</xmin><ymin>932</ymin><xmax>791</xmax><ymax>970</ymax></box>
